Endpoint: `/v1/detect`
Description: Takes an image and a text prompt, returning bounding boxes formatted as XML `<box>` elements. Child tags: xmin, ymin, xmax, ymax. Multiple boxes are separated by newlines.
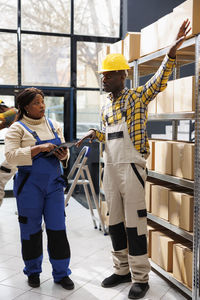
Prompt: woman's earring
<box><xmin>26</xmin><ymin>110</ymin><xmax>28</xmax><ymax>114</ymax></box>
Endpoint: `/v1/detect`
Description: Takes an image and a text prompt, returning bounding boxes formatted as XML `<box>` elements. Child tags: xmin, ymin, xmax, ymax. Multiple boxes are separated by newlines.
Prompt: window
<box><xmin>76</xmin><ymin>90</ymin><xmax>100</xmax><ymax>138</ymax></box>
<box><xmin>74</xmin><ymin>0</ymin><xmax>120</xmax><ymax>37</ymax></box>
<box><xmin>45</xmin><ymin>96</ymin><xmax>64</xmax><ymax>131</ymax></box>
<box><xmin>0</xmin><ymin>0</ymin><xmax>17</xmax><ymax>29</ymax></box>
<box><xmin>21</xmin><ymin>0</ymin><xmax>71</xmax><ymax>33</ymax></box>
<box><xmin>21</xmin><ymin>35</ymin><xmax>70</xmax><ymax>86</ymax></box>
<box><xmin>77</xmin><ymin>42</ymin><xmax>104</xmax><ymax>88</ymax></box>
<box><xmin>0</xmin><ymin>33</ymin><xmax>17</xmax><ymax>85</ymax></box>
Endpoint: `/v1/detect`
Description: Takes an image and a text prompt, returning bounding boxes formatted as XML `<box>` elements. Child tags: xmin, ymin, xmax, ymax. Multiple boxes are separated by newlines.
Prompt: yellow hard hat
<box><xmin>98</xmin><ymin>53</ymin><xmax>130</xmax><ymax>73</ymax></box>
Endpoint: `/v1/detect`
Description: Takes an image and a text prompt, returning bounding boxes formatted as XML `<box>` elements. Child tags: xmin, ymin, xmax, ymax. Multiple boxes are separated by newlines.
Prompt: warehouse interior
<box><xmin>0</xmin><ymin>0</ymin><xmax>199</xmax><ymax>299</ymax></box>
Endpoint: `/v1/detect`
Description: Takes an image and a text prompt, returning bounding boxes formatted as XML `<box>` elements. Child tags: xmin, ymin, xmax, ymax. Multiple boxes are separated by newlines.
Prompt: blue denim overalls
<box><xmin>14</xmin><ymin>119</ymin><xmax>71</xmax><ymax>282</ymax></box>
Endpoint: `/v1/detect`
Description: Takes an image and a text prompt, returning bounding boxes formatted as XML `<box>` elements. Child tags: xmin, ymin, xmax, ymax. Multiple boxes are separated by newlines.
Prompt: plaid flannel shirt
<box><xmin>95</xmin><ymin>55</ymin><xmax>176</xmax><ymax>155</ymax></box>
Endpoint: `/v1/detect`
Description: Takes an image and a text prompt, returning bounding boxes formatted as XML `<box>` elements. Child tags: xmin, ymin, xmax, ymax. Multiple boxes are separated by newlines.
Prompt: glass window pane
<box><xmin>21</xmin><ymin>0</ymin><xmax>71</xmax><ymax>34</ymax></box>
<box><xmin>0</xmin><ymin>33</ymin><xmax>17</xmax><ymax>85</ymax></box>
<box><xmin>44</xmin><ymin>96</ymin><xmax>64</xmax><ymax>132</ymax></box>
<box><xmin>77</xmin><ymin>42</ymin><xmax>105</xmax><ymax>88</ymax></box>
<box><xmin>0</xmin><ymin>0</ymin><xmax>17</xmax><ymax>29</ymax></box>
<box><xmin>21</xmin><ymin>35</ymin><xmax>70</xmax><ymax>87</ymax></box>
<box><xmin>74</xmin><ymin>0</ymin><xmax>120</xmax><ymax>37</ymax></box>
<box><xmin>0</xmin><ymin>96</ymin><xmax>15</xmax><ymax>141</ymax></box>
<box><xmin>77</xmin><ymin>90</ymin><xmax>100</xmax><ymax>139</ymax></box>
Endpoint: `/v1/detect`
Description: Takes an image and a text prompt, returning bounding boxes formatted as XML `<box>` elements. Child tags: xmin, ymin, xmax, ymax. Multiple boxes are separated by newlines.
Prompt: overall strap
<box><xmin>47</xmin><ymin>118</ymin><xmax>59</xmax><ymax>139</ymax></box>
<box><xmin>18</xmin><ymin>121</ymin><xmax>41</xmax><ymax>142</ymax></box>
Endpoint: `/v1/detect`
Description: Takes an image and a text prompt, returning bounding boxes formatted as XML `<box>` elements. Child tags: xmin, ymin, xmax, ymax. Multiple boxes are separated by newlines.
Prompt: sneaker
<box><xmin>128</xmin><ymin>282</ymin><xmax>149</xmax><ymax>299</ymax></box>
<box><xmin>56</xmin><ymin>276</ymin><xmax>75</xmax><ymax>290</ymax></box>
<box><xmin>28</xmin><ymin>273</ymin><xmax>40</xmax><ymax>288</ymax></box>
<box><xmin>101</xmin><ymin>273</ymin><xmax>131</xmax><ymax>288</ymax></box>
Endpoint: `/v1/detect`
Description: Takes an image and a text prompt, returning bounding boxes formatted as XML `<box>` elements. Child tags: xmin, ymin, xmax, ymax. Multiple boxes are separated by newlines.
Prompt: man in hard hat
<box><xmin>0</xmin><ymin>100</ymin><xmax>17</xmax><ymax>206</ymax></box>
<box><xmin>76</xmin><ymin>20</ymin><xmax>190</xmax><ymax>299</ymax></box>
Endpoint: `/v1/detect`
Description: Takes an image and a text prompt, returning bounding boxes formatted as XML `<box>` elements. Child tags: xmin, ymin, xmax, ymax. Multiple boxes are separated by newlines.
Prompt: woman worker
<box><xmin>5</xmin><ymin>87</ymin><xmax>74</xmax><ymax>290</ymax></box>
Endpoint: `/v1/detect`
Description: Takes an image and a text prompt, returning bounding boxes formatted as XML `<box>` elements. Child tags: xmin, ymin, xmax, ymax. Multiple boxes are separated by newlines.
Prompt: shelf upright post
<box><xmin>193</xmin><ymin>33</ymin><xmax>200</xmax><ymax>300</ymax></box>
<box><xmin>132</xmin><ymin>60</ymin><xmax>139</xmax><ymax>88</ymax></box>
<box><xmin>172</xmin><ymin>61</ymin><xmax>180</xmax><ymax>140</ymax></box>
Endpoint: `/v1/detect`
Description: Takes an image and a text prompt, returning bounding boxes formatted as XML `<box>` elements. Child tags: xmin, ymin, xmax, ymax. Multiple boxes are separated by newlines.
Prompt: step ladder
<box><xmin>65</xmin><ymin>146</ymin><xmax>107</xmax><ymax>235</ymax></box>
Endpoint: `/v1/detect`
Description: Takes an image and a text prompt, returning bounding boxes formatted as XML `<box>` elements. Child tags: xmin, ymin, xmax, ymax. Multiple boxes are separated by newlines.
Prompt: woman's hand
<box><xmin>31</xmin><ymin>142</ymin><xmax>56</xmax><ymax>158</ymax></box>
<box><xmin>40</xmin><ymin>143</ymin><xmax>56</xmax><ymax>152</ymax></box>
<box><xmin>53</xmin><ymin>146</ymin><xmax>69</xmax><ymax>160</ymax></box>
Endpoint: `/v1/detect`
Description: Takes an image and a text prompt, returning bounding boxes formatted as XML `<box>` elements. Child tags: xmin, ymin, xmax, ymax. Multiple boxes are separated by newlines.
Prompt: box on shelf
<box><xmin>173</xmin><ymin>0</ymin><xmax>200</xmax><ymax>37</ymax></box>
<box><xmin>154</xmin><ymin>141</ymin><xmax>172</xmax><ymax>175</ymax></box>
<box><xmin>147</xmin><ymin>224</ymin><xmax>162</xmax><ymax>258</ymax></box>
<box><xmin>169</xmin><ymin>191</ymin><xmax>193</xmax><ymax>231</ymax></box>
<box><xmin>123</xmin><ymin>32</ymin><xmax>140</xmax><ymax>62</ymax></box>
<box><xmin>151</xmin><ymin>185</ymin><xmax>171</xmax><ymax>221</ymax></box>
<box><xmin>157</xmin><ymin>13</ymin><xmax>174</xmax><ymax>50</ymax></box>
<box><xmin>98</xmin><ymin>45</ymin><xmax>110</xmax><ymax>72</ymax></box>
<box><xmin>109</xmin><ymin>40</ymin><xmax>124</xmax><ymax>55</ymax></box>
<box><xmin>172</xmin><ymin>142</ymin><xmax>194</xmax><ymax>180</ymax></box>
<box><xmin>174</xmin><ymin>76</ymin><xmax>195</xmax><ymax>112</ymax></box>
<box><xmin>151</xmin><ymin>231</ymin><xmax>176</xmax><ymax>272</ymax></box>
<box><xmin>147</xmin><ymin>140</ymin><xmax>155</xmax><ymax>170</ymax></box>
<box><xmin>157</xmin><ymin>80</ymin><xmax>174</xmax><ymax>114</ymax></box>
<box><xmin>145</xmin><ymin>181</ymin><xmax>155</xmax><ymax>212</ymax></box>
<box><xmin>140</xmin><ymin>21</ymin><xmax>158</xmax><ymax>57</ymax></box>
<box><xmin>173</xmin><ymin>243</ymin><xmax>193</xmax><ymax>289</ymax></box>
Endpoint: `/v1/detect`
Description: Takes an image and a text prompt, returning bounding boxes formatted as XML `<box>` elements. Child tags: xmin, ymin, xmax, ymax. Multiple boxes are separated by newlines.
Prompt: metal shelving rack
<box><xmin>129</xmin><ymin>35</ymin><xmax>200</xmax><ymax>300</ymax></box>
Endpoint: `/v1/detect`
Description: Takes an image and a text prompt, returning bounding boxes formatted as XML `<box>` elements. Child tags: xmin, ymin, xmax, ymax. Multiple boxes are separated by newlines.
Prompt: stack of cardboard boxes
<box><xmin>147</xmin><ymin>140</ymin><xmax>194</xmax><ymax>180</ymax></box>
<box><xmin>140</xmin><ymin>0</ymin><xmax>200</xmax><ymax>57</ymax></box>
<box><xmin>147</xmin><ymin>224</ymin><xmax>193</xmax><ymax>290</ymax></box>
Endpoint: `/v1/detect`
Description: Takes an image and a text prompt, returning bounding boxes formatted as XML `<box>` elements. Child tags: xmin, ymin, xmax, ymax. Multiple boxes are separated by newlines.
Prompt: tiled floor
<box><xmin>0</xmin><ymin>197</ymin><xmax>189</xmax><ymax>300</ymax></box>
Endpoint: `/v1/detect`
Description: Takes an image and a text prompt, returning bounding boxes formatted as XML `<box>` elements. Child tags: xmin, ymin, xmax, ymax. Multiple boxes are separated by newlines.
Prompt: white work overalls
<box><xmin>103</xmin><ymin>95</ymin><xmax>151</xmax><ymax>283</ymax></box>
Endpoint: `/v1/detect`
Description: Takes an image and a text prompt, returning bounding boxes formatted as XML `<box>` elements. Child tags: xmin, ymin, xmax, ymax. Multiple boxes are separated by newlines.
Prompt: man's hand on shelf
<box><xmin>168</xmin><ymin>19</ymin><xmax>191</xmax><ymax>58</ymax></box>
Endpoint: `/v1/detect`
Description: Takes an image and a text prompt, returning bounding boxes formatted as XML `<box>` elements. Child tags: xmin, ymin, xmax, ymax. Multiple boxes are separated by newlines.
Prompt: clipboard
<box><xmin>44</xmin><ymin>141</ymin><xmax>77</xmax><ymax>157</ymax></box>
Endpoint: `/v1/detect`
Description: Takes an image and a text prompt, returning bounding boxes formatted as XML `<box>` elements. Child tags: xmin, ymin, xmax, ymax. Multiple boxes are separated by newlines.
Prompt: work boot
<box><xmin>55</xmin><ymin>276</ymin><xmax>75</xmax><ymax>290</ymax></box>
<box><xmin>128</xmin><ymin>282</ymin><xmax>149</xmax><ymax>299</ymax></box>
<box><xmin>28</xmin><ymin>273</ymin><xmax>40</xmax><ymax>288</ymax></box>
<box><xmin>101</xmin><ymin>273</ymin><xmax>131</xmax><ymax>288</ymax></box>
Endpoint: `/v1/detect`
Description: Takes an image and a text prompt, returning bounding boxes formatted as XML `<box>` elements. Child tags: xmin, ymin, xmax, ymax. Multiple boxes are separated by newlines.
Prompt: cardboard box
<box><xmin>109</xmin><ymin>40</ymin><xmax>124</xmax><ymax>55</ymax></box>
<box><xmin>157</xmin><ymin>13</ymin><xmax>174</xmax><ymax>50</ymax></box>
<box><xmin>151</xmin><ymin>231</ymin><xmax>175</xmax><ymax>272</ymax></box>
<box><xmin>173</xmin><ymin>243</ymin><xmax>193</xmax><ymax>289</ymax></box>
<box><xmin>151</xmin><ymin>185</ymin><xmax>171</xmax><ymax>221</ymax></box>
<box><xmin>145</xmin><ymin>181</ymin><xmax>155</xmax><ymax>212</ymax></box>
<box><xmin>154</xmin><ymin>141</ymin><xmax>172</xmax><ymax>175</ymax></box>
<box><xmin>140</xmin><ymin>21</ymin><xmax>158</xmax><ymax>57</ymax></box>
<box><xmin>173</xmin><ymin>0</ymin><xmax>200</xmax><ymax>37</ymax></box>
<box><xmin>147</xmin><ymin>224</ymin><xmax>162</xmax><ymax>258</ymax></box>
<box><xmin>157</xmin><ymin>81</ymin><xmax>174</xmax><ymax>114</ymax></box>
<box><xmin>148</xmin><ymin>98</ymin><xmax>157</xmax><ymax>114</ymax></box>
<box><xmin>147</xmin><ymin>140</ymin><xmax>155</xmax><ymax>170</ymax></box>
<box><xmin>172</xmin><ymin>142</ymin><xmax>194</xmax><ymax>180</ymax></box>
<box><xmin>123</xmin><ymin>32</ymin><xmax>140</xmax><ymax>62</ymax></box>
<box><xmin>174</xmin><ymin>76</ymin><xmax>195</xmax><ymax>112</ymax></box>
<box><xmin>169</xmin><ymin>191</ymin><xmax>193</xmax><ymax>231</ymax></box>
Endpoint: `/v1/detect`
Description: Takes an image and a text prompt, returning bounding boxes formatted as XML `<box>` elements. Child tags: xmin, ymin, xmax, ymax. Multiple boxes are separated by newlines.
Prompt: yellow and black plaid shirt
<box><xmin>96</xmin><ymin>55</ymin><xmax>176</xmax><ymax>155</ymax></box>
